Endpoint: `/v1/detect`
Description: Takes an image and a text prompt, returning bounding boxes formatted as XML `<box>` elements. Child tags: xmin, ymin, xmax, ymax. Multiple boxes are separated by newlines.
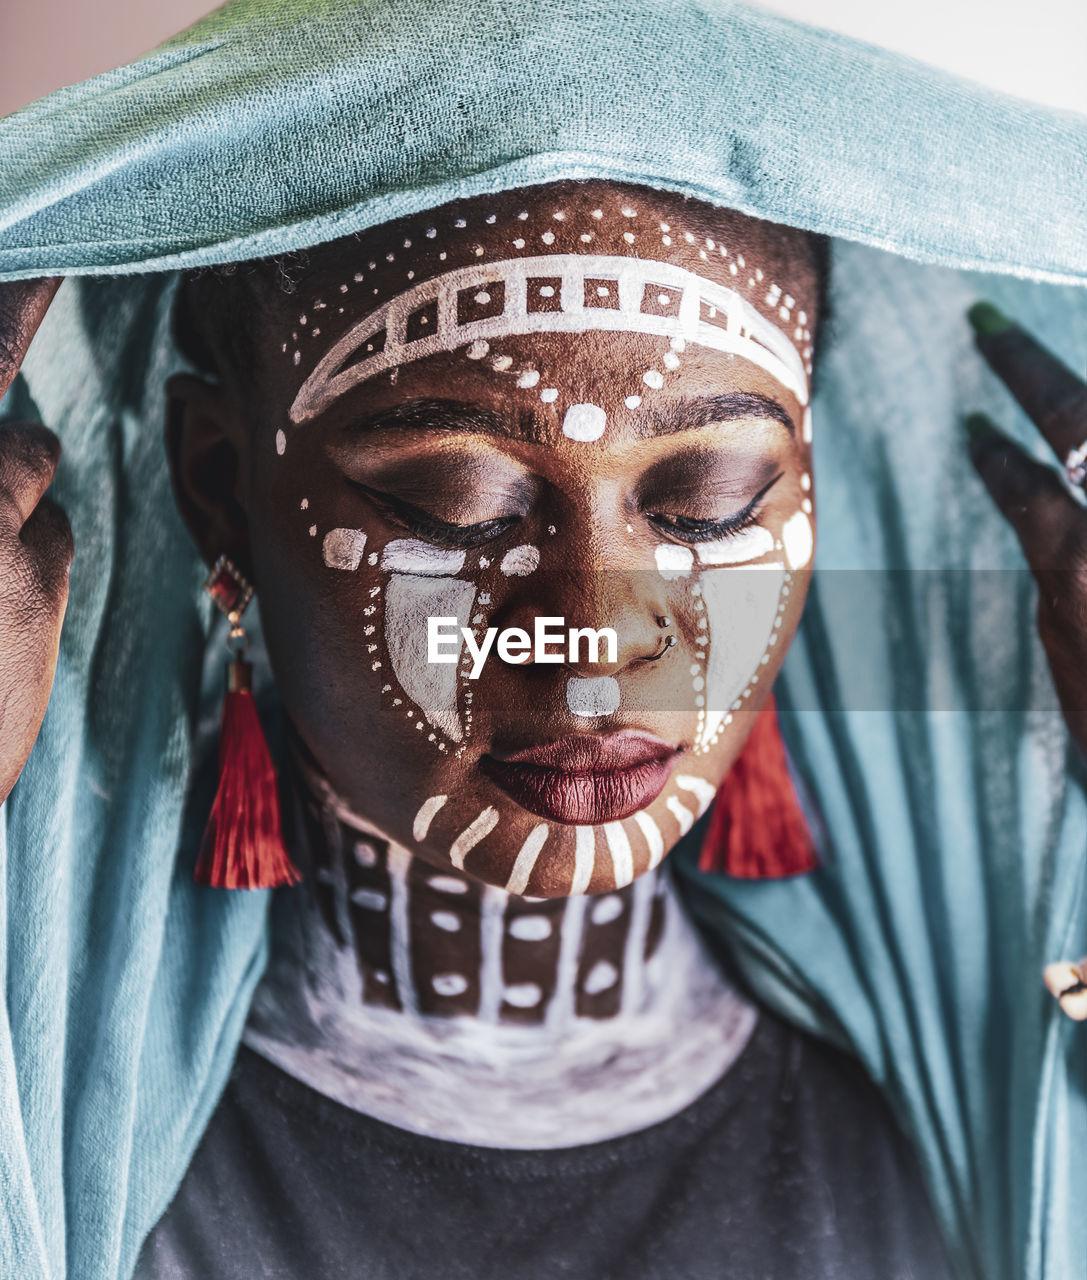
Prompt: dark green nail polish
<box><xmin>967</xmin><ymin>301</ymin><xmax>1013</xmax><ymax>339</ymax></box>
<box><xmin>963</xmin><ymin>412</ymin><xmax>997</xmax><ymax>440</ymax></box>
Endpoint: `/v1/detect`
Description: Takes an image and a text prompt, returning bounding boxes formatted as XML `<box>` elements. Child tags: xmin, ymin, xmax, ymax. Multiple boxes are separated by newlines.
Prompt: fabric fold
<box><xmin>0</xmin><ymin>3</ymin><xmax>1085</xmax><ymax>1278</ymax></box>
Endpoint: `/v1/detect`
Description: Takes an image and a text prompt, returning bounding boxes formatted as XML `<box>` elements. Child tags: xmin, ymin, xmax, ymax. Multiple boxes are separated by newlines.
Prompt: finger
<box><xmin>0</xmin><ymin>278</ymin><xmax>62</xmax><ymax>403</ymax></box>
<box><xmin>19</xmin><ymin>493</ymin><xmax>74</xmax><ymax>605</ymax></box>
<box><xmin>0</xmin><ymin>421</ymin><xmax>62</xmax><ymax>531</ymax></box>
<box><xmin>965</xmin><ymin>413</ymin><xmax>1086</xmax><ymax>569</ymax></box>
<box><xmin>968</xmin><ymin>302</ymin><xmax>1087</xmax><ymax>463</ymax></box>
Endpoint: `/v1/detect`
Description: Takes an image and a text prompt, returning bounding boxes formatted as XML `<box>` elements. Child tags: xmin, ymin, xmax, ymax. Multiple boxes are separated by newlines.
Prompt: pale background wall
<box><xmin>1</xmin><ymin>0</ymin><xmax>1084</xmax><ymax>118</ymax></box>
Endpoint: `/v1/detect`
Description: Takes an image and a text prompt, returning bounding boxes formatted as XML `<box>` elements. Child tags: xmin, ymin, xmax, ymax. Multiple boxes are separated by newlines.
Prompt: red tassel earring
<box><xmin>698</xmin><ymin>697</ymin><xmax>820</xmax><ymax>880</ymax></box>
<box><xmin>195</xmin><ymin>555</ymin><xmax>302</xmax><ymax>890</ymax></box>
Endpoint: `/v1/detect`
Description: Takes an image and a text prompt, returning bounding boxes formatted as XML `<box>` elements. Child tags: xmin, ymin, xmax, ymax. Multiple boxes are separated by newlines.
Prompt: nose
<box><xmin>500</xmin><ymin>570</ymin><xmax>669</xmax><ymax>676</ymax></box>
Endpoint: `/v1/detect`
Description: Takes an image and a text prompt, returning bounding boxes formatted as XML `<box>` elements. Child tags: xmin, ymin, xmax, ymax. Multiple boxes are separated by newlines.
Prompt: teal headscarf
<box><xmin>1</xmin><ymin>3</ymin><xmax>1085</xmax><ymax>1278</ymax></box>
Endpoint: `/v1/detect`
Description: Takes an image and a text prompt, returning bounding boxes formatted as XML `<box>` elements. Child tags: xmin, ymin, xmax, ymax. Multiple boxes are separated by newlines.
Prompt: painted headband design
<box><xmin>289</xmin><ymin>254</ymin><xmax>809</xmax><ymax>424</ymax></box>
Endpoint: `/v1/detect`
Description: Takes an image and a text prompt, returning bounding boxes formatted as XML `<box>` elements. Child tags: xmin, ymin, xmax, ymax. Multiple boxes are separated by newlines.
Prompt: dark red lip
<box><xmin>481</xmin><ymin>732</ymin><xmax>679</xmax><ymax>825</ymax></box>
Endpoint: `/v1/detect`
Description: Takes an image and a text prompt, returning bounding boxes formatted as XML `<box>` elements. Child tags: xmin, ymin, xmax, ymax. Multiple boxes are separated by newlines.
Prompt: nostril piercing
<box><xmin>645</xmin><ymin>619</ymin><xmax>677</xmax><ymax>662</ymax></box>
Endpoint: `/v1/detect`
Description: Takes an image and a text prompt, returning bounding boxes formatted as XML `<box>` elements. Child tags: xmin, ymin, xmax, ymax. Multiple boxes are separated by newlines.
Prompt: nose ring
<box><xmin>645</xmin><ymin>615</ymin><xmax>677</xmax><ymax>662</ymax></box>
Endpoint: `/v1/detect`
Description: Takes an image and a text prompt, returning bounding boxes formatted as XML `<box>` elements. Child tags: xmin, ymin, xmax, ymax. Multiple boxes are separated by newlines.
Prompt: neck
<box><xmin>308</xmin><ymin>777</ymin><xmax>673</xmax><ymax>1027</ymax></box>
<box><xmin>242</xmin><ymin>762</ymin><xmax>757</xmax><ymax>1146</ymax></box>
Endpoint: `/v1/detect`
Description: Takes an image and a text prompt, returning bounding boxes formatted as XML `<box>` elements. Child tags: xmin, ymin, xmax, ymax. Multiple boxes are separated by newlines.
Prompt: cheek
<box><xmin>694</xmin><ymin>564</ymin><xmax>787</xmax><ymax>752</ymax></box>
<box><xmin>672</xmin><ymin>496</ymin><xmax>814</xmax><ymax>758</ymax></box>
<box><xmin>382</xmin><ymin>563</ymin><xmax>475</xmax><ymax>749</ymax></box>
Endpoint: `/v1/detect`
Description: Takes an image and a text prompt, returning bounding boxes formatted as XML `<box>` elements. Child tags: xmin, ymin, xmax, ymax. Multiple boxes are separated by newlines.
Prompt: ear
<box><xmin>165</xmin><ymin>373</ymin><xmax>255</xmax><ymax>577</ymax></box>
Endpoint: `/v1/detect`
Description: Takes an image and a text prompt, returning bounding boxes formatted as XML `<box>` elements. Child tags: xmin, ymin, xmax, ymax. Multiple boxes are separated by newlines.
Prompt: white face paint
<box><xmin>566</xmin><ymin>675</ymin><xmax>620</xmax><ymax>718</ymax></box>
<box><xmin>562</xmin><ymin>402</ymin><xmax>607</xmax><ymax>442</ymax></box>
<box><xmin>381</xmin><ymin>540</ymin><xmax>466</xmax><ymax>576</ymax></box>
<box><xmin>674</xmin><ymin>774</ymin><xmax>717</xmax><ymax>815</ymax></box>
<box><xmin>289</xmin><ymin>253</ymin><xmax>809</xmax><ymax>423</ymax></box>
<box><xmin>412</xmin><ymin>793</ymin><xmax>448</xmax><ymax>842</ymax></box>
<box><xmin>665</xmin><ymin>795</ymin><xmax>694</xmax><ymax>835</ymax></box>
<box><xmin>499</xmin><ymin>544</ymin><xmax>540</xmax><ymax>576</ymax></box>
<box><xmin>782</xmin><ymin>510</ymin><xmax>814</xmax><ymax>570</ymax></box>
<box><xmin>385</xmin><ymin>575</ymin><xmax>475</xmax><ymax>741</ymax></box>
<box><xmin>571</xmin><ymin>826</ymin><xmax>595</xmax><ymax>894</ymax></box>
<box><xmin>655</xmin><ymin>544</ymin><xmax>693</xmax><ymax>580</ymax></box>
<box><xmin>695</xmin><ymin>526</ymin><xmax>774</xmax><ymax>566</ymax></box>
<box><xmin>697</xmin><ymin>564</ymin><xmax>786</xmax><ymax>751</ymax></box>
<box><xmin>603</xmin><ymin>822</ymin><xmax>634</xmax><ymax>888</ymax></box>
<box><xmin>504</xmin><ymin>824</ymin><xmax>550</xmax><ymax>895</ymax></box>
<box><xmin>449</xmin><ymin>806</ymin><xmax>500</xmax><ymax>870</ymax></box>
<box><xmin>322</xmin><ymin>527</ymin><xmax>368</xmax><ymax>571</ymax></box>
<box><xmin>632</xmin><ymin>810</ymin><xmax>664</xmax><ymax>869</ymax></box>
<box><xmin>286</xmin><ymin>200</ymin><xmax>815</xmax><ymax>904</ymax></box>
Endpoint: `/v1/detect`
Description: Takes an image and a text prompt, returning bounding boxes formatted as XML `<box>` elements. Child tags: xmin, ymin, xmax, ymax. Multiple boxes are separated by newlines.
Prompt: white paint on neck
<box><xmin>584</xmin><ymin>960</ymin><xmax>619</xmax><ymax>994</ymax></box>
<box><xmin>244</xmin><ymin>828</ymin><xmax>756</xmax><ymax>1148</ymax></box>
<box><xmin>621</xmin><ymin>870</ymin><xmax>656</xmax><ymax>1014</ymax></box>
<box><xmin>509</xmin><ymin>913</ymin><xmax>551</xmax><ymax>941</ymax></box>
<box><xmin>547</xmin><ymin>890</ymin><xmax>587</xmax><ymax>1029</ymax></box>
<box><xmin>386</xmin><ymin>842</ymin><xmax>418</xmax><ymax>1016</ymax></box>
<box><xmin>477</xmin><ymin>884</ymin><xmax>507</xmax><ymax>1023</ymax></box>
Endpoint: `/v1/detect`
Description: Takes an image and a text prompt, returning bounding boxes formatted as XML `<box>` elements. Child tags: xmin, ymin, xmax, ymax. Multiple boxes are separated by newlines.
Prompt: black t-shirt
<box><xmin>135</xmin><ymin>1011</ymin><xmax>956</xmax><ymax>1279</ymax></box>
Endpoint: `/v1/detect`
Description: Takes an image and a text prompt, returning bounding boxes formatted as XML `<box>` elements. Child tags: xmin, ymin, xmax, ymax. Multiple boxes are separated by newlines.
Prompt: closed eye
<box><xmin>348</xmin><ymin>481</ymin><xmax>523</xmax><ymax>549</ymax></box>
<box><xmin>646</xmin><ymin>472</ymin><xmax>783</xmax><ymax>544</ymax></box>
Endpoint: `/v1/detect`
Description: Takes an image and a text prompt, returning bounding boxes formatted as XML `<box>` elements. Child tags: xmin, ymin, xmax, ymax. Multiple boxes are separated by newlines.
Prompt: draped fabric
<box><xmin>0</xmin><ymin>3</ymin><xmax>1084</xmax><ymax>1277</ymax></box>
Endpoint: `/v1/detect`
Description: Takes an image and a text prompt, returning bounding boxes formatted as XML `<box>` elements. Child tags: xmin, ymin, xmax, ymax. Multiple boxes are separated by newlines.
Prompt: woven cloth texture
<box><xmin>0</xmin><ymin>3</ymin><xmax>1085</xmax><ymax>1278</ymax></box>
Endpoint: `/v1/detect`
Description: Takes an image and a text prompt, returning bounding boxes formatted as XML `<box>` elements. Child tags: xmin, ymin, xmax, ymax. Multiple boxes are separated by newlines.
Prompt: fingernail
<box><xmin>967</xmin><ymin>301</ymin><xmax>1013</xmax><ymax>339</ymax></box>
<box><xmin>963</xmin><ymin>412</ymin><xmax>999</xmax><ymax>440</ymax></box>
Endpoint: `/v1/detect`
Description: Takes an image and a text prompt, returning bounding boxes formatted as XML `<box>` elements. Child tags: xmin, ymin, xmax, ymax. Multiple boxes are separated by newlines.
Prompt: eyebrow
<box><xmin>636</xmin><ymin>392</ymin><xmax>795</xmax><ymax>438</ymax></box>
<box><xmin>342</xmin><ymin>398</ymin><xmax>514</xmax><ymax>438</ymax></box>
<box><xmin>341</xmin><ymin>391</ymin><xmax>794</xmax><ymax>441</ymax></box>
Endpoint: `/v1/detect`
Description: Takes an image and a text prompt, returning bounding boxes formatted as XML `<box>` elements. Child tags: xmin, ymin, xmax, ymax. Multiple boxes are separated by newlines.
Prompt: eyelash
<box><xmin>353</xmin><ymin>472</ymin><xmax>784</xmax><ymax>550</ymax></box>
<box><xmin>351</xmin><ymin>483</ymin><xmax>522</xmax><ymax>549</ymax></box>
<box><xmin>645</xmin><ymin>473</ymin><xmax>783</xmax><ymax>545</ymax></box>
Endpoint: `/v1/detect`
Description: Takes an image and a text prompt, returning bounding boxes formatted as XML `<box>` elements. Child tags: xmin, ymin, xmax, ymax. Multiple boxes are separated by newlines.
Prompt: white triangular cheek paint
<box><xmin>696</xmin><ymin>563</ymin><xmax>786</xmax><ymax>752</ymax></box>
<box><xmin>379</xmin><ymin>538</ymin><xmax>477</xmax><ymax>744</ymax></box>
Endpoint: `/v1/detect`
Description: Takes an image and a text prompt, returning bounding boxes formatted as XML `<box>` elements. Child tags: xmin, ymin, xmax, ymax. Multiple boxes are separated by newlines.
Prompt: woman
<box><xmin>1</xmin><ymin>2</ymin><xmax>1085</xmax><ymax>1278</ymax></box>
<box><xmin>136</xmin><ymin>179</ymin><xmax>959</xmax><ymax>1275</ymax></box>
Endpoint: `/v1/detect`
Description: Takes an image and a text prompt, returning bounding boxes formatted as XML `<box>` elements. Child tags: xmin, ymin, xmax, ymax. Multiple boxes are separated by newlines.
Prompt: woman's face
<box><xmin>179</xmin><ymin>181</ymin><xmax>819</xmax><ymax>896</ymax></box>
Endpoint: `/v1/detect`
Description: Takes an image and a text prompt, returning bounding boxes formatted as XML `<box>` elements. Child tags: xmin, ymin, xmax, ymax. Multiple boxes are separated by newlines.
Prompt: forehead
<box><xmin>261</xmin><ymin>182</ymin><xmax>817</xmax><ymax>425</ymax></box>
